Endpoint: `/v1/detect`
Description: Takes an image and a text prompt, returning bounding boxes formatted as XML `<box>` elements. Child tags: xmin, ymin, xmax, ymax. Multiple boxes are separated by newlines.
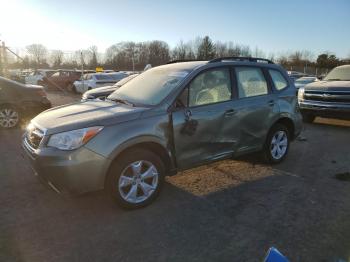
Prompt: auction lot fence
<box><xmin>286</xmin><ymin>65</ymin><xmax>330</xmax><ymax>76</ymax></box>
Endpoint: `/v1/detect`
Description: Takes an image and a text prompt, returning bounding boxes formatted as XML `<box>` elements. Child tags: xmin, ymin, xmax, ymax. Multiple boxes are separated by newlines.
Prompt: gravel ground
<box><xmin>1</xmin><ymin>91</ymin><xmax>350</xmax><ymax>262</ymax></box>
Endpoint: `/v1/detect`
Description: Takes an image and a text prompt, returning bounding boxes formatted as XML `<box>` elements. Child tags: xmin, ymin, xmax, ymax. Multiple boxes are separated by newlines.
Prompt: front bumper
<box><xmin>299</xmin><ymin>100</ymin><xmax>350</xmax><ymax>119</ymax></box>
<box><xmin>22</xmin><ymin>136</ymin><xmax>111</xmax><ymax>194</ymax></box>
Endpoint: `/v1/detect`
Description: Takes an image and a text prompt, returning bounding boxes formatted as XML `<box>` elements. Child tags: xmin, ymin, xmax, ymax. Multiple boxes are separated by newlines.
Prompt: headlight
<box><xmin>297</xmin><ymin>87</ymin><xmax>305</xmax><ymax>104</ymax></box>
<box><xmin>47</xmin><ymin>126</ymin><xmax>103</xmax><ymax>150</ymax></box>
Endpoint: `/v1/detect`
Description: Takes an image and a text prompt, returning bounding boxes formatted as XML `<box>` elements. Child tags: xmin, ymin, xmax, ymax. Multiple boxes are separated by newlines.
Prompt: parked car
<box><xmin>298</xmin><ymin>64</ymin><xmax>350</xmax><ymax>122</ymax></box>
<box><xmin>25</xmin><ymin>69</ymin><xmax>57</xmax><ymax>85</ymax></box>
<box><xmin>287</xmin><ymin>71</ymin><xmax>307</xmax><ymax>82</ymax></box>
<box><xmin>73</xmin><ymin>73</ymin><xmax>127</xmax><ymax>94</ymax></box>
<box><xmin>23</xmin><ymin>57</ymin><xmax>302</xmax><ymax>209</ymax></box>
<box><xmin>0</xmin><ymin>77</ymin><xmax>51</xmax><ymax>129</ymax></box>
<box><xmin>42</xmin><ymin>70</ymin><xmax>82</xmax><ymax>91</ymax></box>
<box><xmin>294</xmin><ymin>76</ymin><xmax>319</xmax><ymax>90</ymax></box>
<box><xmin>81</xmin><ymin>73</ymin><xmax>139</xmax><ymax>100</ymax></box>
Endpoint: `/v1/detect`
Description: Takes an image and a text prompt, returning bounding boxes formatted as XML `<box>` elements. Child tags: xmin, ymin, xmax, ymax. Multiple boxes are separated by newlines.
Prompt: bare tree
<box><xmin>50</xmin><ymin>50</ymin><xmax>64</xmax><ymax>68</ymax></box>
<box><xmin>89</xmin><ymin>45</ymin><xmax>98</xmax><ymax>68</ymax></box>
<box><xmin>215</xmin><ymin>41</ymin><xmax>228</xmax><ymax>57</ymax></box>
<box><xmin>26</xmin><ymin>44</ymin><xmax>48</xmax><ymax>65</ymax></box>
<box><xmin>148</xmin><ymin>40</ymin><xmax>170</xmax><ymax>66</ymax></box>
<box><xmin>253</xmin><ymin>46</ymin><xmax>265</xmax><ymax>58</ymax></box>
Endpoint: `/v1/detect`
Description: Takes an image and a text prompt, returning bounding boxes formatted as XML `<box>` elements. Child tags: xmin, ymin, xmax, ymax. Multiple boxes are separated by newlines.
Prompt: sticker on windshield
<box><xmin>168</xmin><ymin>71</ymin><xmax>189</xmax><ymax>78</ymax></box>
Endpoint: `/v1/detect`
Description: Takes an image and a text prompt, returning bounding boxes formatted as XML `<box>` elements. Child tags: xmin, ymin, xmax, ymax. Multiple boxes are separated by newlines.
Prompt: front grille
<box><xmin>26</xmin><ymin>127</ymin><xmax>44</xmax><ymax>149</ymax></box>
<box><xmin>304</xmin><ymin>90</ymin><xmax>350</xmax><ymax>103</ymax></box>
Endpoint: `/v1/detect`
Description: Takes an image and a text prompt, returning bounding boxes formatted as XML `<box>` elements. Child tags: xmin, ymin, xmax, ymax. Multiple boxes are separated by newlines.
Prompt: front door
<box><xmin>171</xmin><ymin>67</ymin><xmax>240</xmax><ymax>169</ymax></box>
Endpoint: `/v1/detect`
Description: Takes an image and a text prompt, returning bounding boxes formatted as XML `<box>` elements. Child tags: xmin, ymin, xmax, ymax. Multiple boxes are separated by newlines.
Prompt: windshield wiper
<box><xmin>108</xmin><ymin>98</ymin><xmax>134</xmax><ymax>107</ymax></box>
<box><xmin>326</xmin><ymin>78</ymin><xmax>342</xmax><ymax>81</ymax></box>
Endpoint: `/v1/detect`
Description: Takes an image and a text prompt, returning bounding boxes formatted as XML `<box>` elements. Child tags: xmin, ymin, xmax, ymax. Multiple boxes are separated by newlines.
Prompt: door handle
<box><xmin>268</xmin><ymin>100</ymin><xmax>275</xmax><ymax>106</ymax></box>
<box><xmin>224</xmin><ymin>109</ymin><xmax>236</xmax><ymax>117</ymax></box>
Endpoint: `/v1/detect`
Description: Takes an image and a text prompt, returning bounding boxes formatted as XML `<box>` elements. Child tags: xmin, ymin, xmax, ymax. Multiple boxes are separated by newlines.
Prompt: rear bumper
<box><xmin>299</xmin><ymin>100</ymin><xmax>350</xmax><ymax>119</ymax></box>
<box><xmin>22</xmin><ymin>137</ymin><xmax>111</xmax><ymax>194</ymax></box>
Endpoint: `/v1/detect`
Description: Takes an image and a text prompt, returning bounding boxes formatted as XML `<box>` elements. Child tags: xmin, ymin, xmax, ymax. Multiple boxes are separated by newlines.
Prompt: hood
<box><xmin>304</xmin><ymin>80</ymin><xmax>350</xmax><ymax>91</ymax></box>
<box><xmin>32</xmin><ymin>100</ymin><xmax>147</xmax><ymax>135</ymax></box>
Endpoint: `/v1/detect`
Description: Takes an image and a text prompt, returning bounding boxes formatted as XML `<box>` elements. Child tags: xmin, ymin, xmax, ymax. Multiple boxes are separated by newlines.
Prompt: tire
<box><xmin>262</xmin><ymin>124</ymin><xmax>290</xmax><ymax>164</ymax></box>
<box><xmin>106</xmin><ymin>149</ymin><xmax>165</xmax><ymax>209</ymax></box>
<box><xmin>302</xmin><ymin>113</ymin><xmax>316</xmax><ymax>123</ymax></box>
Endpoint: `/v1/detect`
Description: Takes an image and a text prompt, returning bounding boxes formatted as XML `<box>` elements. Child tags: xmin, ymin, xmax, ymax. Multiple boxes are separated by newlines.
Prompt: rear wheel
<box><xmin>302</xmin><ymin>113</ymin><xmax>316</xmax><ymax>123</ymax></box>
<box><xmin>263</xmin><ymin>124</ymin><xmax>290</xmax><ymax>164</ymax></box>
<box><xmin>0</xmin><ymin>105</ymin><xmax>20</xmax><ymax>129</ymax></box>
<box><xmin>106</xmin><ymin>149</ymin><xmax>165</xmax><ymax>209</ymax></box>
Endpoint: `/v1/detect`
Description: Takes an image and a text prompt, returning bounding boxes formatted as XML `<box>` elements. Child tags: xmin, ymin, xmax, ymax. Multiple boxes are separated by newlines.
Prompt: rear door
<box><xmin>231</xmin><ymin>66</ymin><xmax>279</xmax><ymax>153</ymax></box>
<box><xmin>171</xmin><ymin>67</ymin><xmax>240</xmax><ymax>169</ymax></box>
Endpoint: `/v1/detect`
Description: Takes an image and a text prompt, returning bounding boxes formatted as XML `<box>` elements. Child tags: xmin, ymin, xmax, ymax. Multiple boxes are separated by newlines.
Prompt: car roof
<box><xmin>161</xmin><ymin>59</ymin><xmax>283</xmax><ymax>72</ymax></box>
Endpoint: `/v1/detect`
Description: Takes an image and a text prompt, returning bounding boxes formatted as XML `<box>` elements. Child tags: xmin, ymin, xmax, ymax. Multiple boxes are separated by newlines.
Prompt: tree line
<box><xmin>5</xmin><ymin>36</ymin><xmax>350</xmax><ymax>72</ymax></box>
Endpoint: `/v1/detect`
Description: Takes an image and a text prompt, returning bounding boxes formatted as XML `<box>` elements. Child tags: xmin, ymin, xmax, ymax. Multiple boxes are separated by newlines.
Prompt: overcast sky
<box><xmin>1</xmin><ymin>0</ymin><xmax>350</xmax><ymax>58</ymax></box>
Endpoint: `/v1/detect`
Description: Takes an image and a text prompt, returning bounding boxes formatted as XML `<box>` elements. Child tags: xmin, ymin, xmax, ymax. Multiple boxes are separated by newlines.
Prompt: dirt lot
<box><xmin>1</xmin><ymin>91</ymin><xmax>350</xmax><ymax>262</ymax></box>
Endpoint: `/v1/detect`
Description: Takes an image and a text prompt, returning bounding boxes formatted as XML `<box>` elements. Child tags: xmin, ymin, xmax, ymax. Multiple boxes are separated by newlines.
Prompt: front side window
<box><xmin>188</xmin><ymin>68</ymin><xmax>232</xmax><ymax>107</ymax></box>
<box><xmin>269</xmin><ymin>69</ymin><xmax>288</xmax><ymax>91</ymax></box>
<box><xmin>235</xmin><ymin>67</ymin><xmax>268</xmax><ymax>98</ymax></box>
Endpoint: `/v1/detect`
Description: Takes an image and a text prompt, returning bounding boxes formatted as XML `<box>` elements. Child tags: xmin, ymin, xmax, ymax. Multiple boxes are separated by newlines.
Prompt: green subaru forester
<box><xmin>23</xmin><ymin>57</ymin><xmax>302</xmax><ymax>209</ymax></box>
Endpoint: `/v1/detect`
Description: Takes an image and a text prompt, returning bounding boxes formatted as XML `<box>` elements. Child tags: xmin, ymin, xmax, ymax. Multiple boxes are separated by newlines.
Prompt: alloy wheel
<box><xmin>270</xmin><ymin>130</ymin><xmax>288</xmax><ymax>160</ymax></box>
<box><xmin>118</xmin><ymin>160</ymin><xmax>159</xmax><ymax>204</ymax></box>
<box><xmin>0</xmin><ymin>108</ymin><xmax>19</xmax><ymax>128</ymax></box>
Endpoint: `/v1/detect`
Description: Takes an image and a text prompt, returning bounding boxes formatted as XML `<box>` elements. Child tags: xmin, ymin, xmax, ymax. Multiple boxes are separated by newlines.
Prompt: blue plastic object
<box><xmin>264</xmin><ymin>247</ymin><xmax>289</xmax><ymax>262</ymax></box>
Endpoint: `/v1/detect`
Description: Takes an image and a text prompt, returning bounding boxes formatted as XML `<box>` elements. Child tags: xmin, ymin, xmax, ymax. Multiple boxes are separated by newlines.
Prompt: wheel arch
<box><xmin>104</xmin><ymin>140</ymin><xmax>175</xmax><ymax>189</ymax></box>
<box><xmin>271</xmin><ymin>117</ymin><xmax>295</xmax><ymax>140</ymax></box>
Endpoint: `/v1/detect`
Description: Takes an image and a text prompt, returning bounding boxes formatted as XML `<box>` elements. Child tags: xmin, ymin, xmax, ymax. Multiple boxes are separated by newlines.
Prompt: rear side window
<box><xmin>235</xmin><ymin>67</ymin><xmax>268</xmax><ymax>98</ymax></box>
<box><xmin>269</xmin><ymin>69</ymin><xmax>288</xmax><ymax>91</ymax></box>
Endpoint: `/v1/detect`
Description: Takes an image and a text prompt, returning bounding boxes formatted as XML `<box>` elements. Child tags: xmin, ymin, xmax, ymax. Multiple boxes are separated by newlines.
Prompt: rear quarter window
<box><xmin>269</xmin><ymin>69</ymin><xmax>288</xmax><ymax>91</ymax></box>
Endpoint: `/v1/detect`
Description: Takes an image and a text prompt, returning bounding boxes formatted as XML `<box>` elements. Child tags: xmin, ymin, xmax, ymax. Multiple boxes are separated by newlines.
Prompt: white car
<box><xmin>73</xmin><ymin>72</ymin><xmax>127</xmax><ymax>93</ymax></box>
<box><xmin>25</xmin><ymin>70</ymin><xmax>56</xmax><ymax>85</ymax></box>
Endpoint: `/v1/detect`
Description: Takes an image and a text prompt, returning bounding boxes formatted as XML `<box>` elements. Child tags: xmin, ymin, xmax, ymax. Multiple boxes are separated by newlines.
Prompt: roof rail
<box><xmin>209</xmin><ymin>57</ymin><xmax>274</xmax><ymax>64</ymax></box>
<box><xmin>166</xmin><ymin>59</ymin><xmax>201</xmax><ymax>64</ymax></box>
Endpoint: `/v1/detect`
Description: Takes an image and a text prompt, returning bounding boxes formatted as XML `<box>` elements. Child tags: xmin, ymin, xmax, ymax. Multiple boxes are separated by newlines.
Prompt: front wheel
<box><xmin>0</xmin><ymin>105</ymin><xmax>20</xmax><ymax>129</ymax></box>
<box><xmin>106</xmin><ymin>149</ymin><xmax>165</xmax><ymax>209</ymax></box>
<box><xmin>262</xmin><ymin>124</ymin><xmax>290</xmax><ymax>164</ymax></box>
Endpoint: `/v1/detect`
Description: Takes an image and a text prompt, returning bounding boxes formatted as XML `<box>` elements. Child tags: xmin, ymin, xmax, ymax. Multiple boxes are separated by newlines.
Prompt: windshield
<box><xmin>108</xmin><ymin>67</ymin><xmax>189</xmax><ymax>106</ymax></box>
<box><xmin>324</xmin><ymin>66</ymin><xmax>350</xmax><ymax>81</ymax></box>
